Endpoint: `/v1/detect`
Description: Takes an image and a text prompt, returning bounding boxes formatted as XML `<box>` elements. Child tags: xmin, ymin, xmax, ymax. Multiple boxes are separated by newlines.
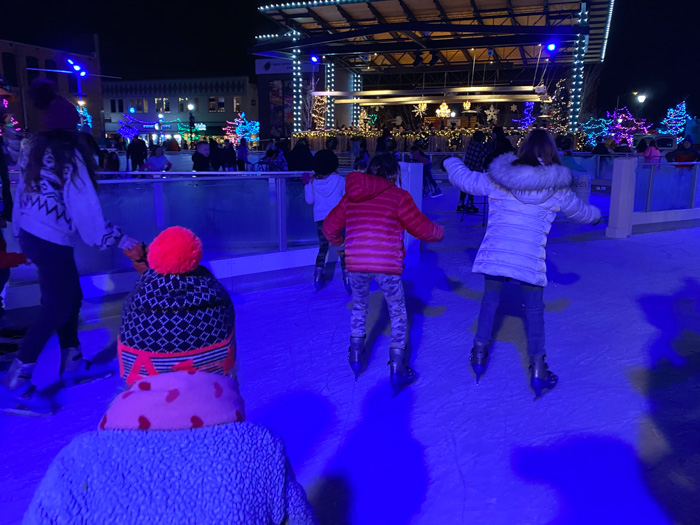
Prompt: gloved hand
<box><xmin>118</xmin><ymin>235</ymin><xmax>140</xmax><ymax>250</ymax></box>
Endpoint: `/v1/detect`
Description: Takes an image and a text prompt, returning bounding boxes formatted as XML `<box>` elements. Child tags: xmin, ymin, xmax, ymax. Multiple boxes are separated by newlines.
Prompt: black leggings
<box><xmin>316</xmin><ymin>221</ymin><xmax>346</xmax><ymax>270</ymax></box>
<box><xmin>17</xmin><ymin>231</ymin><xmax>82</xmax><ymax>364</ymax></box>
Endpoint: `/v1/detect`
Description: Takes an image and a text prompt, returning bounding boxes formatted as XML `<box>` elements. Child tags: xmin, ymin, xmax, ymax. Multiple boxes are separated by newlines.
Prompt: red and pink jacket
<box><xmin>323</xmin><ymin>172</ymin><xmax>443</xmax><ymax>275</ymax></box>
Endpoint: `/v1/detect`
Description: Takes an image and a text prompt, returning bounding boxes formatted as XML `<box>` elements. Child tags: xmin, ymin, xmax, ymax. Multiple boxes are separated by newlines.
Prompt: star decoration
<box><xmin>510</xmin><ymin>104</ymin><xmax>518</xmax><ymax>112</ymax></box>
<box><xmin>413</xmin><ymin>103</ymin><xmax>427</xmax><ymax>118</ymax></box>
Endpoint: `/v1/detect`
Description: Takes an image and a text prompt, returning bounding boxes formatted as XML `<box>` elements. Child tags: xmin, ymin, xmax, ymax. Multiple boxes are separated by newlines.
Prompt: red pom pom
<box><xmin>147</xmin><ymin>227</ymin><xmax>203</xmax><ymax>275</ymax></box>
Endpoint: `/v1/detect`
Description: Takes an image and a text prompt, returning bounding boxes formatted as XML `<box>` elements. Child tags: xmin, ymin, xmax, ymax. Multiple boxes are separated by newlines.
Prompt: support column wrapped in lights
<box><xmin>351</xmin><ymin>73</ymin><xmax>362</xmax><ymax>126</ymax></box>
<box><xmin>325</xmin><ymin>62</ymin><xmax>335</xmax><ymax>128</ymax></box>
<box><xmin>570</xmin><ymin>4</ymin><xmax>589</xmax><ymax>130</ymax></box>
<box><xmin>293</xmin><ymin>48</ymin><xmax>302</xmax><ymax>133</ymax></box>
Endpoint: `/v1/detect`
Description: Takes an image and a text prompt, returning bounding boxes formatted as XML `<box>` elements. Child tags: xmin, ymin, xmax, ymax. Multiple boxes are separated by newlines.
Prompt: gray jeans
<box><xmin>349</xmin><ymin>273</ymin><xmax>407</xmax><ymax>349</ymax></box>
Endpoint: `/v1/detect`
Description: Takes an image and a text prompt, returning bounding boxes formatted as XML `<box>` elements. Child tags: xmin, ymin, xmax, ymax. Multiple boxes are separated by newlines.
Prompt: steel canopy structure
<box><xmin>251</xmin><ymin>0</ymin><xmax>615</xmax><ymax>131</ymax></box>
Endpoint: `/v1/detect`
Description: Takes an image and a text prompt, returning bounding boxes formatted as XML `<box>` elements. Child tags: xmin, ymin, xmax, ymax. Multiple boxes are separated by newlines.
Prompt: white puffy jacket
<box><xmin>304</xmin><ymin>173</ymin><xmax>345</xmax><ymax>222</ymax></box>
<box><xmin>445</xmin><ymin>153</ymin><xmax>600</xmax><ymax>287</ymax></box>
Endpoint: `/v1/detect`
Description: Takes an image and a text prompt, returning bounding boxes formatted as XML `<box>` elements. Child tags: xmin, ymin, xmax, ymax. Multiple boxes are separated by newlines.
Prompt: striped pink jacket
<box><xmin>323</xmin><ymin>172</ymin><xmax>443</xmax><ymax>275</ymax></box>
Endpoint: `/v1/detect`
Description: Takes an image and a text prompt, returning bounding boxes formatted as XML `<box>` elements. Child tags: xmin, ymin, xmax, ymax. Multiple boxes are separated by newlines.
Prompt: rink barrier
<box><xmin>606</xmin><ymin>158</ymin><xmax>700</xmax><ymax>238</ymax></box>
<box><xmin>6</xmin><ymin>164</ymin><xmax>424</xmax><ymax>309</ymax></box>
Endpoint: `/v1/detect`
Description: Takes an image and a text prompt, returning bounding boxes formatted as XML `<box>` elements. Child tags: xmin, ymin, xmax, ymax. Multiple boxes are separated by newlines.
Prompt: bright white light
<box><xmin>158</xmin><ymin>113</ymin><xmax>164</xmax><ymax>119</ymax></box>
<box><xmin>187</xmin><ymin>103</ymin><xmax>195</xmax><ymax>111</ymax></box>
<box><xmin>77</xmin><ymin>100</ymin><xmax>85</xmax><ymax>106</ymax></box>
<box><xmin>637</xmin><ymin>94</ymin><xmax>647</xmax><ymax>103</ymax></box>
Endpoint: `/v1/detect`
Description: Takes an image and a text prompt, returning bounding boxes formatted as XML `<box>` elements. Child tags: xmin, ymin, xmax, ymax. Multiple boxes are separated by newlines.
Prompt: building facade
<box><xmin>102</xmin><ymin>77</ymin><xmax>258</xmax><ymax>143</ymax></box>
<box><xmin>0</xmin><ymin>38</ymin><xmax>102</xmax><ymax>136</ymax></box>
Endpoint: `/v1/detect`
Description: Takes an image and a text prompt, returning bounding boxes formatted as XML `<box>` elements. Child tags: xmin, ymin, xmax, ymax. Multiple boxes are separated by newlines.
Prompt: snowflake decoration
<box><xmin>485</xmin><ymin>105</ymin><xmax>499</xmax><ymax>123</ymax></box>
<box><xmin>539</xmin><ymin>103</ymin><xmax>550</xmax><ymax>116</ymax></box>
<box><xmin>413</xmin><ymin>103</ymin><xmax>427</xmax><ymax>118</ymax></box>
<box><xmin>510</xmin><ymin>104</ymin><xmax>518</xmax><ymax>112</ymax></box>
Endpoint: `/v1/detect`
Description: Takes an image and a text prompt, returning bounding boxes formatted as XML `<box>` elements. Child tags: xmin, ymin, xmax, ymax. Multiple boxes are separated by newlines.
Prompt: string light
<box><xmin>259</xmin><ymin>0</ymin><xmax>365</xmax><ymax>12</ymax></box>
<box><xmin>325</xmin><ymin>62</ymin><xmax>335</xmax><ymax>128</ymax></box>
<box><xmin>224</xmin><ymin>112</ymin><xmax>260</xmax><ymax>146</ymax></box>
<box><xmin>513</xmin><ymin>101</ymin><xmax>536</xmax><ymax>129</ymax></box>
<box><xmin>293</xmin><ymin>47</ymin><xmax>302</xmax><ymax>132</ymax></box>
<box><xmin>351</xmin><ymin>72</ymin><xmax>362</xmax><ymax>126</ymax></box>
<box><xmin>581</xmin><ymin>116</ymin><xmax>613</xmax><ymax>146</ymax></box>
<box><xmin>606</xmin><ymin>107</ymin><xmax>651</xmax><ymax>145</ymax></box>
<box><xmin>659</xmin><ymin>101</ymin><xmax>691</xmax><ymax>141</ymax></box>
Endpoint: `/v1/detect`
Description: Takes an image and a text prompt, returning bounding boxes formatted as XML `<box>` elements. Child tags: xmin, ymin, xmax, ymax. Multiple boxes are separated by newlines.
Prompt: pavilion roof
<box><xmin>251</xmin><ymin>0</ymin><xmax>614</xmax><ymax>73</ymax></box>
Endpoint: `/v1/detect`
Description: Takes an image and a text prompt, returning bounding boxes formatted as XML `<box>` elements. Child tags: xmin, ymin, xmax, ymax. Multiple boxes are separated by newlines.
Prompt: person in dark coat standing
<box><xmin>287</xmin><ymin>138</ymin><xmax>314</xmax><ymax>171</ymax></box>
<box><xmin>222</xmin><ymin>139</ymin><xmax>237</xmax><ymax>171</ymax></box>
<box><xmin>192</xmin><ymin>142</ymin><xmax>211</xmax><ymax>173</ymax></box>
<box><xmin>127</xmin><ymin>137</ymin><xmax>148</xmax><ymax>171</ymax></box>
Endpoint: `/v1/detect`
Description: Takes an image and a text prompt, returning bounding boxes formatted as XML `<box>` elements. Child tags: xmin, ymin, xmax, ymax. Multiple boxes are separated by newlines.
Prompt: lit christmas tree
<box><xmin>224</xmin><ymin>112</ymin><xmax>260</xmax><ymax>146</ymax></box>
<box><xmin>659</xmin><ymin>101</ymin><xmax>690</xmax><ymax>140</ymax></box>
<box><xmin>581</xmin><ymin>116</ymin><xmax>612</xmax><ymax>146</ymax></box>
<box><xmin>312</xmin><ymin>96</ymin><xmax>327</xmax><ymax>130</ymax></box>
<box><xmin>549</xmin><ymin>79</ymin><xmax>570</xmax><ymax>134</ymax></box>
<box><xmin>514</xmin><ymin>101</ymin><xmax>536</xmax><ymax>129</ymax></box>
<box><xmin>606</xmin><ymin>107</ymin><xmax>651</xmax><ymax>145</ymax></box>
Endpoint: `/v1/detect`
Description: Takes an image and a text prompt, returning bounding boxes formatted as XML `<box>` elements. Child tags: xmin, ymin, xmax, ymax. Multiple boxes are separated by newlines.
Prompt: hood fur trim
<box><xmin>488</xmin><ymin>153</ymin><xmax>572</xmax><ymax>192</ymax></box>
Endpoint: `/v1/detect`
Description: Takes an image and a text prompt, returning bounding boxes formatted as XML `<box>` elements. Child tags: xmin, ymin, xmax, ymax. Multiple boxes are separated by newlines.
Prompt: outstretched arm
<box><xmin>398</xmin><ymin>193</ymin><xmax>444</xmax><ymax>242</ymax></box>
<box><xmin>444</xmin><ymin>157</ymin><xmax>494</xmax><ymax>197</ymax></box>
<box><xmin>322</xmin><ymin>197</ymin><xmax>348</xmax><ymax>246</ymax></box>
<box><xmin>557</xmin><ymin>189</ymin><xmax>601</xmax><ymax>224</ymax></box>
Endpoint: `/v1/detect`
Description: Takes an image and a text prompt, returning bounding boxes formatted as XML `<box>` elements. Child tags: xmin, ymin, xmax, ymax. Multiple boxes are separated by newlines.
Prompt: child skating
<box><xmin>303</xmin><ymin>149</ymin><xmax>348</xmax><ymax>293</ymax></box>
<box><xmin>0</xmin><ymin>90</ymin><xmax>138</xmax><ymax>415</ymax></box>
<box><xmin>445</xmin><ymin>129</ymin><xmax>600</xmax><ymax>399</ymax></box>
<box><xmin>323</xmin><ymin>153</ymin><xmax>444</xmax><ymax>394</ymax></box>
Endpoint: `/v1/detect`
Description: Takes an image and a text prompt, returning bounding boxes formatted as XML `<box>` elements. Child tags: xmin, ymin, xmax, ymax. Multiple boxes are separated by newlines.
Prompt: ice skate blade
<box><xmin>390</xmin><ymin>375</ymin><xmax>416</xmax><ymax>397</ymax></box>
<box><xmin>0</xmin><ymin>405</ymin><xmax>55</xmax><ymax>417</ymax></box>
<box><xmin>63</xmin><ymin>370</ymin><xmax>115</xmax><ymax>388</ymax></box>
<box><xmin>530</xmin><ymin>377</ymin><xmax>558</xmax><ymax>401</ymax></box>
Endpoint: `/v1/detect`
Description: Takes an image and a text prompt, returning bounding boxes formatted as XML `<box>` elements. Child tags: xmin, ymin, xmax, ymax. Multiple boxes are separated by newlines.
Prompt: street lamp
<box><xmin>637</xmin><ymin>94</ymin><xmax>647</xmax><ymax>104</ymax></box>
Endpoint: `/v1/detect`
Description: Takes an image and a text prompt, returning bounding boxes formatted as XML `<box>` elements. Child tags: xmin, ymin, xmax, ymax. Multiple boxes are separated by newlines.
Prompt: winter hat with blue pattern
<box><xmin>118</xmin><ymin>227</ymin><xmax>236</xmax><ymax>385</ymax></box>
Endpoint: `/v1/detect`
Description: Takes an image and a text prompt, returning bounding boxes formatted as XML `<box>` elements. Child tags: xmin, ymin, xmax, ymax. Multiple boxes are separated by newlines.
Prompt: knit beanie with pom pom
<box><xmin>118</xmin><ymin>227</ymin><xmax>236</xmax><ymax>385</ymax></box>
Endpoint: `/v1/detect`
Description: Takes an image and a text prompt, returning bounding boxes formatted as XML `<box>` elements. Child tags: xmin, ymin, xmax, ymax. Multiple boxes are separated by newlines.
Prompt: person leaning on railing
<box><xmin>665</xmin><ymin>135</ymin><xmax>700</xmax><ymax>163</ymax></box>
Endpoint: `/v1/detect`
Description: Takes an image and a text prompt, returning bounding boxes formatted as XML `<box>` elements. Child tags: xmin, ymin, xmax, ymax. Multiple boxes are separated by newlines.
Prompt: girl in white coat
<box><xmin>303</xmin><ymin>149</ymin><xmax>348</xmax><ymax>292</ymax></box>
<box><xmin>445</xmin><ymin>129</ymin><xmax>601</xmax><ymax>398</ymax></box>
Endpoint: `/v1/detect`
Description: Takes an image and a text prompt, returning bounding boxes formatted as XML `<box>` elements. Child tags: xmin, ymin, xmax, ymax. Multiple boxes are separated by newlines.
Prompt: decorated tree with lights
<box><xmin>224</xmin><ymin>112</ymin><xmax>260</xmax><ymax>146</ymax></box>
<box><xmin>514</xmin><ymin>101</ymin><xmax>536</xmax><ymax>129</ymax></box>
<box><xmin>549</xmin><ymin>79</ymin><xmax>570</xmax><ymax>134</ymax></box>
<box><xmin>659</xmin><ymin>101</ymin><xmax>690</xmax><ymax>139</ymax></box>
<box><xmin>606</xmin><ymin>107</ymin><xmax>651</xmax><ymax>145</ymax></box>
<box><xmin>581</xmin><ymin>116</ymin><xmax>612</xmax><ymax>146</ymax></box>
<box><xmin>312</xmin><ymin>95</ymin><xmax>327</xmax><ymax>130</ymax></box>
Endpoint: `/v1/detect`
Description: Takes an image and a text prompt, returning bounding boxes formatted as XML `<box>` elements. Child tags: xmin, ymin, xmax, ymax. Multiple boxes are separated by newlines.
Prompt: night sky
<box><xmin>2</xmin><ymin>0</ymin><xmax>697</xmax><ymax>124</ymax></box>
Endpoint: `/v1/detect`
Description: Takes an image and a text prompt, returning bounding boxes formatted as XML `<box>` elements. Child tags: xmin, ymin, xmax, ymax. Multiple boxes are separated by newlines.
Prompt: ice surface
<box><xmin>1</xmin><ymin>185</ymin><xmax>698</xmax><ymax>525</ymax></box>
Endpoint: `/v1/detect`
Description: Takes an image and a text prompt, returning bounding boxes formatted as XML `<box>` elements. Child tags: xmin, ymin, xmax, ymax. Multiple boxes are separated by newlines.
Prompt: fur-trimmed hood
<box><xmin>488</xmin><ymin>152</ymin><xmax>572</xmax><ymax>204</ymax></box>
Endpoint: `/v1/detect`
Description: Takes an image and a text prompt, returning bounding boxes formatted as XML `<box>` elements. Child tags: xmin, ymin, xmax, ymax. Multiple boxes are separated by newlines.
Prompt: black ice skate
<box><xmin>470</xmin><ymin>341</ymin><xmax>489</xmax><ymax>384</ymax></box>
<box><xmin>388</xmin><ymin>347</ymin><xmax>417</xmax><ymax>396</ymax></box>
<box><xmin>0</xmin><ymin>326</ymin><xmax>28</xmax><ymax>342</ymax></box>
<box><xmin>60</xmin><ymin>347</ymin><xmax>115</xmax><ymax>388</ymax></box>
<box><xmin>0</xmin><ymin>359</ymin><xmax>54</xmax><ymax>416</ymax></box>
<box><xmin>529</xmin><ymin>353</ymin><xmax>558</xmax><ymax>400</ymax></box>
<box><xmin>313</xmin><ymin>266</ymin><xmax>325</xmax><ymax>292</ymax></box>
<box><xmin>348</xmin><ymin>336</ymin><xmax>366</xmax><ymax>381</ymax></box>
<box><xmin>0</xmin><ymin>342</ymin><xmax>19</xmax><ymax>363</ymax></box>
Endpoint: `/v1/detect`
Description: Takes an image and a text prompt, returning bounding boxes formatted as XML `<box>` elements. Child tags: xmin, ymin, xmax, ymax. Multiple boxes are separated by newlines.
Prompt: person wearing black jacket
<box><xmin>127</xmin><ymin>137</ymin><xmax>148</xmax><ymax>171</ymax></box>
<box><xmin>222</xmin><ymin>139</ymin><xmax>237</xmax><ymax>171</ymax></box>
<box><xmin>287</xmin><ymin>138</ymin><xmax>314</xmax><ymax>171</ymax></box>
<box><xmin>192</xmin><ymin>141</ymin><xmax>212</xmax><ymax>172</ymax></box>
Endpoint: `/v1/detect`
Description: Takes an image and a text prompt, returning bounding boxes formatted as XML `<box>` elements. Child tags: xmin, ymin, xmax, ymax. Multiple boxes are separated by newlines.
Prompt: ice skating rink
<box><xmin>1</xmin><ymin>186</ymin><xmax>698</xmax><ymax>525</ymax></box>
